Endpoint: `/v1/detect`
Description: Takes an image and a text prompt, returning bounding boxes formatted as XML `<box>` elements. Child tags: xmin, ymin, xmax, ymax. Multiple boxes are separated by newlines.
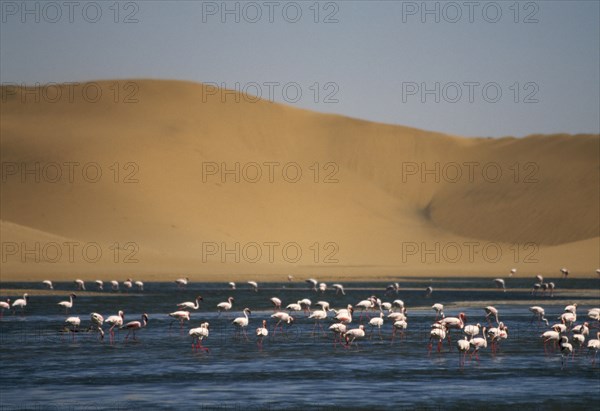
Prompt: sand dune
<box><xmin>1</xmin><ymin>80</ymin><xmax>598</xmax><ymax>281</ymax></box>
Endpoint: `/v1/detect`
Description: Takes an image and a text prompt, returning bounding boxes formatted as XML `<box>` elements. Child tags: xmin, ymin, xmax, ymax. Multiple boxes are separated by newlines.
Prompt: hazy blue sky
<box><xmin>1</xmin><ymin>1</ymin><xmax>598</xmax><ymax>137</ymax></box>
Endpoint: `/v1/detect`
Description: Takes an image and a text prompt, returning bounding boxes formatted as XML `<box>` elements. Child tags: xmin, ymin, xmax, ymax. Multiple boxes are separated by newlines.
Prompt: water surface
<box><xmin>1</xmin><ymin>278</ymin><xmax>599</xmax><ymax>410</ymax></box>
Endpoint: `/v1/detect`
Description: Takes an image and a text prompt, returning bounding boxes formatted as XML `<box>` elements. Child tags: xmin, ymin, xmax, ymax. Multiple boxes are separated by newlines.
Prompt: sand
<box><xmin>0</xmin><ymin>80</ymin><xmax>598</xmax><ymax>282</ymax></box>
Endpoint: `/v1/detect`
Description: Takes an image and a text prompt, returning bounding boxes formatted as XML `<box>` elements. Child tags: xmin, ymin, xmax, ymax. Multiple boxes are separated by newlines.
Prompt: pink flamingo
<box><xmin>189</xmin><ymin>322</ymin><xmax>210</xmax><ymax>352</ymax></box>
<box><xmin>121</xmin><ymin>313</ymin><xmax>148</xmax><ymax>341</ymax></box>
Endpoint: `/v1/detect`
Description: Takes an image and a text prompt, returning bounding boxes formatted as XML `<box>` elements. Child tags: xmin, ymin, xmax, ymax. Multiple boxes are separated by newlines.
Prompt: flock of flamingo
<box><xmin>1</xmin><ymin>269</ymin><xmax>599</xmax><ymax>369</ymax></box>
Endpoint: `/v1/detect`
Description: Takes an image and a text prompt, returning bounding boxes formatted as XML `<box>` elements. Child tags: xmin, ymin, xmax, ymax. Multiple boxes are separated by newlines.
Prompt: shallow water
<box><xmin>1</xmin><ymin>278</ymin><xmax>599</xmax><ymax>410</ymax></box>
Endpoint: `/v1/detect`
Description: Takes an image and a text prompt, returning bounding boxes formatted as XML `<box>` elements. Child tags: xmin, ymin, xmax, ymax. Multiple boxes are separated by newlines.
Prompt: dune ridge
<box><xmin>1</xmin><ymin>80</ymin><xmax>598</xmax><ymax>281</ymax></box>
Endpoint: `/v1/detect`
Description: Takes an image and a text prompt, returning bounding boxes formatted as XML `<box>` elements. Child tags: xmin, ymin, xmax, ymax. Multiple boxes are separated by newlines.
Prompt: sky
<box><xmin>1</xmin><ymin>0</ymin><xmax>599</xmax><ymax>137</ymax></box>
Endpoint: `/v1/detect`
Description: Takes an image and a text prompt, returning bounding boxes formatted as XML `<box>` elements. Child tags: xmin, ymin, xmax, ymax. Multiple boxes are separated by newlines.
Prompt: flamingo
<box><xmin>381</xmin><ymin>302</ymin><xmax>392</xmax><ymax>312</ymax></box>
<box><xmin>547</xmin><ymin>282</ymin><xmax>555</xmax><ymax>297</ymax></box>
<box><xmin>299</xmin><ymin>298</ymin><xmax>312</xmax><ymax>315</ymax></box>
<box><xmin>333</xmin><ymin>305</ymin><xmax>353</xmax><ymax>324</ymax></box>
<box><xmin>256</xmin><ymin>320</ymin><xmax>269</xmax><ymax>349</ymax></box>
<box><xmin>247</xmin><ymin>281</ymin><xmax>258</xmax><ymax>292</ymax></box>
<box><xmin>493</xmin><ymin>278</ymin><xmax>505</xmax><ymax>292</ymax></box>
<box><xmin>355</xmin><ymin>297</ymin><xmax>376</xmax><ymax>321</ymax></box>
<box><xmin>217</xmin><ymin>297</ymin><xmax>234</xmax><ymax>315</ymax></box>
<box><xmin>432</xmin><ymin>303</ymin><xmax>444</xmax><ymax>320</ymax></box>
<box><xmin>169</xmin><ymin>311</ymin><xmax>190</xmax><ymax>330</ymax></box>
<box><xmin>228</xmin><ymin>282</ymin><xmax>236</xmax><ymax>290</ymax></box>
<box><xmin>551</xmin><ymin>323</ymin><xmax>567</xmax><ymax>333</ymax></box>
<box><xmin>64</xmin><ymin>316</ymin><xmax>81</xmax><ymax>340</ymax></box>
<box><xmin>437</xmin><ymin>312</ymin><xmax>467</xmax><ymax>348</ymax></box>
<box><xmin>464</xmin><ymin>323</ymin><xmax>481</xmax><ymax>340</ymax></box>
<box><xmin>386</xmin><ymin>283</ymin><xmax>400</xmax><ymax>295</ymax></box>
<box><xmin>95</xmin><ymin>280</ymin><xmax>104</xmax><ymax>291</ymax></box>
<box><xmin>559</xmin><ymin>312</ymin><xmax>577</xmax><ymax>328</ymax></box>
<box><xmin>42</xmin><ymin>280</ymin><xmax>53</xmax><ymax>290</ymax></box>
<box><xmin>270</xmin><ymin>297</ymin><xmax>282</xmax><ymax>311</ymax></box>
<box><xmin>425</xmin><ymin>286</ymin><xmax>433</xmax><ymax>297</ymax></box>
<box><xmin>318</xmin><ymin>283</ymin><xmax>327</xmax><ymax>293</ymax></box>
<box><xmin>121</xmin><ymin>313</ymin><xmax>149</xmax><ymax>341</ymax></box>
<box><xmin>271</xmin><ymin>311</ymin><xmax>294</xmax><ymax>335</ymax></box>
<box><xmin>531</xmin><ymin>283</ymin><xmax>541</xmax><ymax>296</ymax></box>
<box><xmin>496</xmin><ymin>325</ymin><xmax>508</xmax><ymax>349</ymax></box>
<box><xmin>189</xmin><ymin>322</ymin><xmax>210</xmax><ymax>352</ymax></box>
<box><xmin>309</xmin><ymin>307</ymin><xmax>329</xmax><ymax>335</ymax></box>
<box><xmin>509</xmin><ymin>268</ymin><xmax>517</xmax><ymax>277</ymax></box>
<box><xmin>90</xmin><ymin>312</ymin><xmax>104</xmax><ymax>340</ymax></box>
<box><xmin>105</xmin><ymin>310</ymin><xmax>124</xmax><ymax>343</ymax></box>
<box><xmin>588</xmin><ymin>308</ymin><xmax>600</xmax><ymax>323</ymax></box>
<box><xmin>469</xmin><ymin>327</ymin><xmax>488</xmax><ymax>361</ymax></box>
<box><xmin>392</xmin><ymin>300</ymin><xmax>406</xmax><ymax>312</ymax></box>
<box><xmin>57</xmin><ymin>294</ymin><xmax>76</xmax><ymax>314</ymax></box>
<box><xmin>110</xmin><ymin>280</ymin><xmax>119</xmax><ymax>292</ymax></box>
<box><xmin>123</xmin><ymin>278</ymin><xmax>133</xmax><ymax>291</ymax></box>
<box><xmin>487</xmin><ymin>322</ymin><xmax>508</xmax><ymax>354</ymax></box>
<box><xmin>344</xmin><ymin>325</ymin><xmax>366</xmax><ymax>349</ymax></box>
<box><xmin>315</xmin><ymin>301</ymin><xmax>330</xmax><ymax>311</ymax></box>
<box><xmin>541</xmin><ymin>330</ymin><xmax>561</xmax><ymax>354</ymax></box>
<box><xmin>178</xmin><ymin>296</ymin><xmax>203</xmax><ymax>310</ymax></box>
<box><xmin>572</xmin><ymin>334</ymin><xmax>585</xmax><ymax>355</ymax></box>
<box><xmin>564</xmin><ymin>303</ymin><xmax>577</xmax><ymax>314</ymax></box>
<box><xmin>12</xmin><ymin>294</ymin><xmax>28</xmax><ymax>314</ymax></box>
<box><xmin>74</xmin><ymin>279</ymin><xmax>85</xmax><ymax>291</ymax></box>
<box><xmin>286</xmin><ymin>301</ymin><xmax>302</xmax><ymax>313</ymax></box>
<box><xmin>368</xmin><ymin>312</ymin><xmax>385</xmax><ymax>340</ymax></box>
<box><xmin>287</xmin><ymin>275</ymin><xmax>294</xmax><ymax>282</ymax></box>
<box><xmin>306</xmin><ymin>278</ymin><xmax>318</xmax><ymax>292</ymax></box>
<box><xmin>572</xmin><ymin>322</ymin><xmax>589</xmax><ymax>337</ymax></box>
<box><xmin>529</xmin><ymin>306</ymin><xmax>549</xmax><ymax>326</ymax></box>
<box><xmin>484</xmin><ymin>306</ymin><xmax>500</xmax><ymax>325</ymax></box>
<box><xmin>559</xmin><ymin>336</ymin><xmax>573</xmax><ymax>368</ymax></box>
<box><xmin>388</xmin><ymin>311</ymin><xmax>407</xmax><ymax>323</ymax></box>
<box><xmin>535</xmin><ymin>274</ymin><xmax>543</xmax><ymax>283</ymax></box>
<box><xmin>560</xmin><ymin>268</ymin><xmax>569</xmax><ymax>279</ymax></box>
<box><xmin>457</xmin><ymin>336</ymin><xmax>471</xmax><ymax>367</ymax></box>
<box><xmin>0</xmin><ymin>299</ymin><xmax>10</xmax><ymax>318</ymax></box>
<box><xmin>329</xmin><ymin>323</ymin><xmax>347</xmax><ymax>347</ymax></box>
<box><xmin>391</xmin><ymin>319</ymin><xmax>407</xmax><ymax>345</ymax></box>
<box><xmin>175</xmin><ymin>277</ymin><xmax>189</xmax><ymax>289</ymax></box>
<box><xmin>232</xmin><ymin>308</ymin><xmax>251</xmax><ymax>340</ymax></box>
<box><xmin>332</xmin><ymin>283</ymin><xmax>345</xmax><ymax>295</ymax></box>
<box><xmin>134</xmin><ymin>280</ymin><xmax>144</xmax><ymax>291</ymax></box>
<box><xmin>587</xmin><ymin>332</ymin><xmax>600</xmax><ymax>365</ymax></box>
<box><xmin>428</xmin><ymin>324</ymin><xmax>447</xmax><ymax>355</ymax></box>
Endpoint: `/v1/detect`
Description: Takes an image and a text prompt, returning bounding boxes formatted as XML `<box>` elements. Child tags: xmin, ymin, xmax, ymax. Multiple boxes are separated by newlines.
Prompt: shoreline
<box><xmin>2</xmin><ymin>273</ymin><xmax>600</xmax><ymax>282</ymax></box>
